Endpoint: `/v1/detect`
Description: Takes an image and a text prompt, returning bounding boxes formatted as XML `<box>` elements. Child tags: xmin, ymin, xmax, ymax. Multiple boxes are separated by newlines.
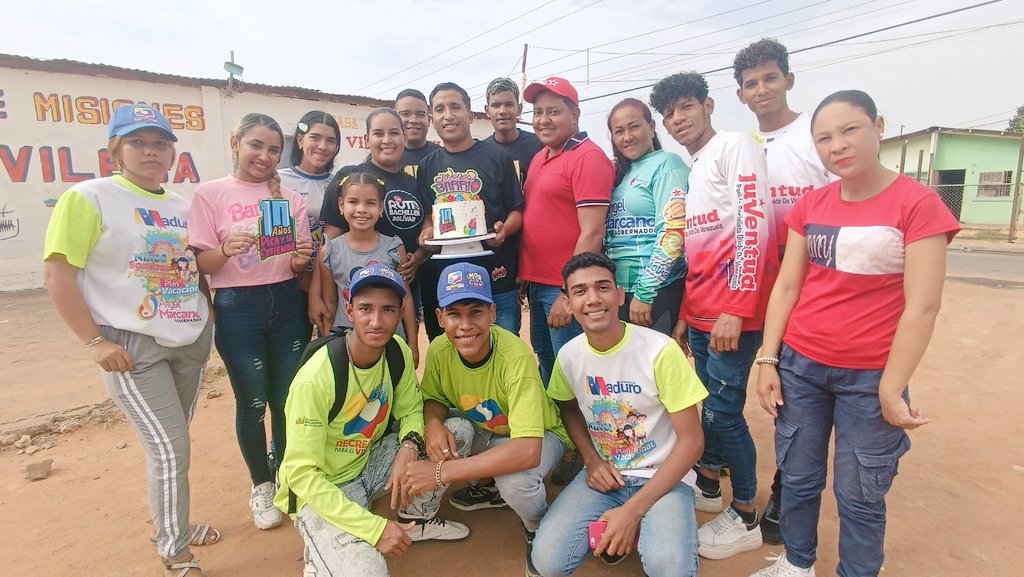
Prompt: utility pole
<box><xmin>519</xmin><ymin>44</ymin><xmax>529</xmax><ymax>105</ymax></box>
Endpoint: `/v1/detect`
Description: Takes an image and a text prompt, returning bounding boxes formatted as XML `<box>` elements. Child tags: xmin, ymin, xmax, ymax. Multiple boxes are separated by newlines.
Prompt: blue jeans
<box><xmin>214</xmin><ymin>279</ymin><xmax>311</xmax><ymax>486</ymax></box>
<box><xmin>528</xmin><ymin>283</ymin><xmax>582</xmax><ymax>386</ymax></box>
<box><xmin>532</xmin><ymin>472</ymin><xmax>700</xmax><ymax>577</ymax></box>
<box><xmin>445</xmin><ymin>417</ymin><xmax>565</xmax><ymax>531</ymax></box>
<box><xmin>689</xmin><ymin>327</ymin><xmax>761</xmax><ymax>505</ymax></box>
<box><xmin>492</xmin><ymin>288</ymin><xmax>522</xmax><ymax>336</ymax></box>
<box><xmin>776</xmin><ymin>345</ymin><xmax>911</xmax><ymax>577</ymax></box>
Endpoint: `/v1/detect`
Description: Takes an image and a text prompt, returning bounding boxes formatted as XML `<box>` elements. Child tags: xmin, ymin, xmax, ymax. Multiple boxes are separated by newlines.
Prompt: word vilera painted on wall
<box><xmin>1</xmin><ymin>145</ymin><xmax>199</xmax><ymax>186</ymax></box>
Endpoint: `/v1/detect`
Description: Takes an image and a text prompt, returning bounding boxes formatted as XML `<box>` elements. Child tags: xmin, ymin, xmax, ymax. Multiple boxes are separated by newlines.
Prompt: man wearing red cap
<box><xmin>520</xmin><ymin>77</ymin><xmax>614</xmax><ymax>390</ymax></box>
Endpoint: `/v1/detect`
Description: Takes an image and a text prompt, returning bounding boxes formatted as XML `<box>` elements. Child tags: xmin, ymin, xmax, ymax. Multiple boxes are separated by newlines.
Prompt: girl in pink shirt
<box><xmin>187</xmin><ymin>113</ymin><xmax>312</xmax><ymax>531</ymax></box>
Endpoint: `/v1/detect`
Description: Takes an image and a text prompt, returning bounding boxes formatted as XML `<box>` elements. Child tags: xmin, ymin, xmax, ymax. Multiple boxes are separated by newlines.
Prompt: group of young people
<box><xmin>44</xmin><ymin>37</ymin><xmax>958</xmax><ymax>577</ymax></box>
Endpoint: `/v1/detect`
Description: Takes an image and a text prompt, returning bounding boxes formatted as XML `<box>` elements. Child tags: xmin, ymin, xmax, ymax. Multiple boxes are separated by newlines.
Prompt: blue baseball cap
<box><xmin>437</xmin><ymin>262</ymin><xmax>493</xmax><ymax>308</ymax></box>
<box><xmin>350</xmin><ymin>264</ymin><xmax>406</xmax><ymax>300</ymax></box>
<box><xmin>108</xmin><ymin>104</ymin><xmax>178</xmax><ymax>141</ymax></box>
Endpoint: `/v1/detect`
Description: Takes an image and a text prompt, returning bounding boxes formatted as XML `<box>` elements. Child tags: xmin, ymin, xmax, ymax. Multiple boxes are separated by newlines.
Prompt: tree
<box><xmin>1009</xmin><ymin>105</ymin><xmax>1024</xmax><ymax>134</ymax></box>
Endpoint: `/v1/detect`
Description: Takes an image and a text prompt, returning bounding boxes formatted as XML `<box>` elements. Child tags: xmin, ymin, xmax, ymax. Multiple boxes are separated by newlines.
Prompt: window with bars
<box><xmin>977</xmin><ymin>171</ymin><xmax>1012</xmax><ymax>198</ymax></box>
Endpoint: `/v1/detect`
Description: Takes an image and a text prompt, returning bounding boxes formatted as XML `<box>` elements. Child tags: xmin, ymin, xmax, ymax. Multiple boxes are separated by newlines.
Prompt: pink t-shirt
<box><xmin>187</xmin><ymin>175</ymin><xmax>312</xmax><ymax>289</ymax></box>
<box><xmin>783</xmin><ymin>175</ymin><xmax>959</xmax><ymax>369</ymax></box>
<box><xmin>520</xmin><ymin>133</ymin><xmax>614</xmax><ymax>287</ymax></box>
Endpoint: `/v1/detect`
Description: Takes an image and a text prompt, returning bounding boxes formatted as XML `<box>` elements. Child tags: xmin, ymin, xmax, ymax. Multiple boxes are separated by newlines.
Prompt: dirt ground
<box><xmin>1</xmin><ymin>279</ymin><xmax>1022</xmax><ymax>576</ymax></box>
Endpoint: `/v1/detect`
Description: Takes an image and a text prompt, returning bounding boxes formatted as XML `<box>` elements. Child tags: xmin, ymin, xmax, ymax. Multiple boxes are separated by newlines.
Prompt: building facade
<box><xmin>0</xmin><ymin>54</ymin><xmax>492</xmax><ymax>291</ymax></box>
<box><xmin>879</xmin><ymin>126</ymin><xmax>1024</xmax><ymax>228</ymax></box>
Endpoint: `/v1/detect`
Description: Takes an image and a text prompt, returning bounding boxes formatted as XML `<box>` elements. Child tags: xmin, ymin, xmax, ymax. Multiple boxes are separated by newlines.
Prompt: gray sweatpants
<box><xmin>100</xmin><ymin>322</ymin><xmax>213</xmax><ymax>560</ymax></box>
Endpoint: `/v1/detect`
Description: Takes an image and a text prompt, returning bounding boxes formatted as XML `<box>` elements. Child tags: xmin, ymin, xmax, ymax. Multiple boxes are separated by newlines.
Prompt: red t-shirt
<box><xmin>520</xmin><ymin>133</ymin><xmax>614</xmax><ymax>287</ymax></box>
<box><xmin>783</xmin><ymin>175</ymin><xmax>959</xmax><ymax>369</ymax></box>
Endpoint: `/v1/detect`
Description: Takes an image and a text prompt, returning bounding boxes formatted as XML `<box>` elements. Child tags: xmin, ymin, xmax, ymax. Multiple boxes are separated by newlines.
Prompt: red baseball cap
<box><xmin>524</xmin><ymin>77</ymin><xmax>579</xmax><ymax>106</ymax></box>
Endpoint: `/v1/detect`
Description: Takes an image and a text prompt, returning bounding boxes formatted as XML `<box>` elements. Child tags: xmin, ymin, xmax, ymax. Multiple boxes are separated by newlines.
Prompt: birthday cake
<box><xmin>432</xmin><ymin>192</ymin><xmax>486</xmax><ymax>240</ymax></box>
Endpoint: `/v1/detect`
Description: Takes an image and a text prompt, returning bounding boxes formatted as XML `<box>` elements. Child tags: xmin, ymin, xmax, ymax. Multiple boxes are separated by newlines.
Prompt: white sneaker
<box><xmin>250</xmin><ymin>481</ymin><xmax>284</xmax><ymax>530</ymax></box>
<box><xmin>698</xmin><ymin>507</ymin><xmax>763</xmax><ymax>559</ymax></box>
<box><xmin>749</xmin><ymin>553</ymin><xmax>815</xmax><ymax>577</ymax></box>
<box><xmin>695</xmin><ymin>486</ymin><xmax>724</xmax><ymax>513</ymax></box>
<box><xmin>401</xmin><ymin>516</ymin><xmax>470</xmax><ymax>542</ymax></box>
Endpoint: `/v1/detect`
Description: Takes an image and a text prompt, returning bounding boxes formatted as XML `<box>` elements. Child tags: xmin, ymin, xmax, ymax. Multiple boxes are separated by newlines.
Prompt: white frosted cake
<box><xmin>432</xmin><ymin>192</ymin><xmax>486</xmax><ymax>239</ymax></box>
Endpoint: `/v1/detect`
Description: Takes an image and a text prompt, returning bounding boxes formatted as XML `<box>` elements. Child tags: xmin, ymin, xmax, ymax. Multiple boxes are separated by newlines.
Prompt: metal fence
<box><xmin>909</xmin><ymin>178</ymin><xmax>1024</xmax><ymax>241</ymax></box>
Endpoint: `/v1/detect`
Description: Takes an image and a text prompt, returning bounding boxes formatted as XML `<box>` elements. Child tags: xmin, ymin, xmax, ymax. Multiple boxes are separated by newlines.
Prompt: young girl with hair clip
<box><xmin>319</xmin><ymin>172</ymin><xmax>419</xmax><ymax>366</ymax></box>
<box><xmin>187</xmin><ymin>112</ymin><xmax>313</xmax><ymax>532</ymax></box>
<box><xmin>604</xmin><ymin>98</ymin><xmax>690</xmax><ymax>336</ymax></box>
<box><xmin>319</xmin><ymin>108</ymin><xmax>429</xmax><ymax>334</ymax></box>
<box><xmin>44</xmin><ymin>104</ymin><xmax>216</xmax><ymax>577</ymax></box>
<box><xmin>750</xmin><ymin>90</ymin><xmax>959</xmax><ymax>577</ymax></box>
<box><xmin>279</xmin><ymin>111</ymin><xmax>341</xmax><ymax>331</ymax></box>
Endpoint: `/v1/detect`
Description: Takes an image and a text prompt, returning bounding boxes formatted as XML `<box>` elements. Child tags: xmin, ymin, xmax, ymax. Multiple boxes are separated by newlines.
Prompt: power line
<box><xmin>571</xmin><ymin>0</ymin><xmax>1004</xmax><ymax>106</ymax></box>
<box><xmin>370</xmin><ymin>0</ymin><xmax>604</xmax><ymax>98</ymax></box>
<box><xmin>351</xmin><ymin>0</ymin><xmax>557</xmax><ymax>94</ymax></box>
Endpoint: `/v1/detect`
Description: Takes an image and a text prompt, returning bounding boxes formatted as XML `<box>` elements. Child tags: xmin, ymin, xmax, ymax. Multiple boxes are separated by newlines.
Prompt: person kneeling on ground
<box><xmin>399</xmin><ymin>261</ymin><xmax>574</xmax><ymax>577</ymax></box>
<box><xmin>531</xmin><ymin>252</ymin><xmax>707</xmax><ymax>577</ymax></box>
<box><xmin>275</xmin><ymin>264</ymin><xmax>468</xmax><ymax>577</ymax></box>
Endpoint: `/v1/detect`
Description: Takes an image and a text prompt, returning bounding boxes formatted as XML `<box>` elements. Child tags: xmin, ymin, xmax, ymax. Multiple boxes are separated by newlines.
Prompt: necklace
<box><xmin>345</xmin><ymin>335</ymin><xmax>384</xmax><ymax>402</ymax></box>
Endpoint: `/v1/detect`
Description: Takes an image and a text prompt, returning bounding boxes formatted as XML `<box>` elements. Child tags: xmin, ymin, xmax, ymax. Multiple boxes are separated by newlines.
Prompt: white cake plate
<box><xmin>424</xmin><ymin>233</ymin><xmax>496</xmax><ymax>260</ymax></box>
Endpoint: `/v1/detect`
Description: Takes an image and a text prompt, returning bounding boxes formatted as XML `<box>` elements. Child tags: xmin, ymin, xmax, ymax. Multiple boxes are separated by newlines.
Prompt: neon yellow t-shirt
<box><xmin>421</xmin><ymin>325</ymin><xmax>572</xmax><ymax>449</ymax></box>
<box><xmin>275</xmin><ymin>336</ymin><xmax>424</xmax><ymax>546</ymax></box>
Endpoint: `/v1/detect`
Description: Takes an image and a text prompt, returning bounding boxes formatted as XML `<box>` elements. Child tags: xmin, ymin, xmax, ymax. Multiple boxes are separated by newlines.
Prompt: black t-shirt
<box><xmin>483</xmin><ymin>129</ymin><xmax>543</xmax><ymax>184</ymax></box>
<box><xmin>400</xmin><ymin>142</ymin><xmax>441</xmax><ymax>179</ymax></box>
<box><xmin>417</xmin><ymin>140</ymin><xmax>525</xmax><ymax>294</ymax></box>
<box><xmin>321</xmin><ymin>162</ymin><xmax>426</xmax><ymax>255</ymax></box>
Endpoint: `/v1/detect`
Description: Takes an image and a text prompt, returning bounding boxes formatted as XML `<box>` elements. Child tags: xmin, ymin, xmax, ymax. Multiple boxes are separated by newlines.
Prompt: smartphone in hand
<box><xmin>588</xmin><ymin>520</ymin><xmax>633</xmax><ymax>565</ymax></box>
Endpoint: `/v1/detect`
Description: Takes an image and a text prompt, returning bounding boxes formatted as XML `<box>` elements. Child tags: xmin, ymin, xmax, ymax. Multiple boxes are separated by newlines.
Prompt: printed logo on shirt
<box><xmin>459</xmin><ymin>395</ymin><xmax>510</xmax><ymax>434</ymax></box>
<box><xmin>336</xmin><ymin>384</ymin><xmax>391</xmax><ymax>455</ymax></box>
<box><xmin>587</xmin><ymin>375</ymin><xmax>642</xmax><ymax>395</ymax></box>
<box><xmin>663</xmin><ymin>190</ymin><xmax>686</xmax><ymax>228</ymax></box>
<box><xmin>586</xmin><ymin>399</ymin><xmax>654</xmax><ymax>468</ymax></box>
<box><xmin>770</xmin><ymin>184</ymin><xmax>814</xmax><ymax>207</ymax></box>
<box><xmin>257</xmin><ymin>199</ymin><xmax>297</xmax><ymax>261</ymax></box>
<box><xmin>385</xmin><ymin>190</ymin><xmax>424</xmax><ymax>230</ymax></box>
<box><xmin>804</xmin><ymin>224</ymin><xmax>905</xmax><ymax>275</ymax></box>
<box><xmin>731</xmin><ymin>173</ymin><xmax>766</xmax><ymax>292</ymax></box>
<box><xmin>296</xmin><ymin>416</ymin><xmax>323</xmax><ymax>428</ymax></box>
<box><xmin>134</xmin><ymin>208</ymin><xmax>187</xmax><ymax>229</ymax></box>
<box><xmin>685</xmin><ymin>209</ymin><xmax>722</xmax><ymax>234</ymax></box>
<box><xmin>491</xmin><ymin>266</ymin><xmax>507</xmax><ymax>282</ymax></box>
<box><xmin>607</xmin><ymin>198</ymin><xmax>655</xmax><ymax>237</ymax></box>
<box><xmin>130</xmin><ymin>230</ymin><xmax>201</xmax><ymax>322</ymax></box>
<box><xmin>430</xmin><ymin>167</ymin><xmax>483</xmax><ymax>197</ymax></box>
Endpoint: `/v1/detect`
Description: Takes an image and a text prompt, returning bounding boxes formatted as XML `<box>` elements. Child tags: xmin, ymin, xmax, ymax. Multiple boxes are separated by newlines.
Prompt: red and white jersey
<box><xmin>751</xmin><ymin>113</ymin><xmax>837</xmax><ymax>256</ymax></box>
<box><xmin>681</xmin><ymin>131</ymin><xmax>778</xmax><ymax>332</ymax></box>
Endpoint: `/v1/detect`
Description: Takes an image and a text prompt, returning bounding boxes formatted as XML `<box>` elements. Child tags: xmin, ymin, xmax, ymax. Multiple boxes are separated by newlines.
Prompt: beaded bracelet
<box><xmin>85</xmin><ymin>336</ymin><xmax>105</xmax><ymax>348</ymax></box>
<box><xmin>435</xmin><ymin>461</ymin><xmax>445</xmax><ymax>488</ymax></box>
<box><xmin>754</xmin><ymin>356</ymin><xmax>780</xmax><ymax>366</ymax></box>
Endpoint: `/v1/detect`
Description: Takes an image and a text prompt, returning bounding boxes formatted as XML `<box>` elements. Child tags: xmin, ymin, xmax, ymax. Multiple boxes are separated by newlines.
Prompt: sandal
<box><xmin>151</xmin><ymin>524</ymin><xmax>221</xmax><ymax>547</ymax></box>
<box><xmin>164</xmin><ymin>556</ymin><xmax>203</xmax><ymax>577</ymax></box>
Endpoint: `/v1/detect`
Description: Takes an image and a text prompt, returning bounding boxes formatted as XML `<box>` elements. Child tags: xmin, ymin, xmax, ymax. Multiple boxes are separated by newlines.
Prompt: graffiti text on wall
<box><xmin>33</xmin><ymin>93</ymin><xmax>205</xmax><ymax>131</ymax></box>
<box><xmin>0</xmin><ymin>145</ymin><xmax>199</xmax><ymax>185</ymax></box>
<box><xmin>0</xmin><ymin>204</ymin><xmax>19</xmax><ymax>241</ymax></box>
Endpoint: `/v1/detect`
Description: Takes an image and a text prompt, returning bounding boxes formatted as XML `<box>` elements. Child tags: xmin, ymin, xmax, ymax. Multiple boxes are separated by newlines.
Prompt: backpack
<box><xmin>287</xmin><ymin>329</ymin><xmax>406</xmax><ymax>514</ymax></box>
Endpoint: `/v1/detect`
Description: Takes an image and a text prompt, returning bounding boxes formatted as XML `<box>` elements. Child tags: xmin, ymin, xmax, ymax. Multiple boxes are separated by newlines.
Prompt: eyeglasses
<box><xmin>398</xmin><ymin>111</ymin><xmax>428</xmax><ymax>120</ymax></box>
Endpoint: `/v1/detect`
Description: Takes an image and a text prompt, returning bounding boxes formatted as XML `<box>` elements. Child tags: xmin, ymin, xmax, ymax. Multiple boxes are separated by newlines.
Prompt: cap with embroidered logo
<box><xmin>437</xmin><ymin>262</ymin><xmax>493</xmax><ymax>308</ymax></box>
<box><xmin>108</xmin><ymin>104</ymin><xmax>178</xmax><ymax>142</ymax></box>
<box><xmin>524</xmin><ymin>76</ymin><xmax>579</xmax><ymax>106</ymax></box>
<box><xmin>350</xmin><ymin>264</ymin><xmax>406</xmax><ymax>300</ymax></box>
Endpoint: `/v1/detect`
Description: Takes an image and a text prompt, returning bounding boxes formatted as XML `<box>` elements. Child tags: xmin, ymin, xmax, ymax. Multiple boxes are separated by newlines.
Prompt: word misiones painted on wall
<box><xmin>33</xmin><ymin>93</ymin><xmax>206</xmax><ymax>131</ymax></box>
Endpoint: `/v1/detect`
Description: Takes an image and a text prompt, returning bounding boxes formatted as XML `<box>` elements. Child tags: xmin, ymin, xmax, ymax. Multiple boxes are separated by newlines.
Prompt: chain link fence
<box><xmin>911</xmin><ymin>178</ymin><xmax>1023</xmax><ymax>241</ymax></box>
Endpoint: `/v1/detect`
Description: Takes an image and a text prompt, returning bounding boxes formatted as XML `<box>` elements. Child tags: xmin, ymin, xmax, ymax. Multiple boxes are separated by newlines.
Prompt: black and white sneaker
<box><xmin>399</xmin><ymin>516</ymin><xmax>470</xmax><ymax>542</ymax></box>
<box><xmin>448</xmin><ymin>480</ymin><xmax>508</xmax><ymax>511</ymax></box>
<box><xmin>525</xmin><ymin>529</ymin><xmax>541</xmax><ymax>577</ymax></box>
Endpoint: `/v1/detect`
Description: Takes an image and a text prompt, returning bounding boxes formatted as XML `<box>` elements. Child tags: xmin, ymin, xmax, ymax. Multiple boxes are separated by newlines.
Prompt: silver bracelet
<box><xmin>755</xmin><ymin>356</ymin><xmax>780</xmax><ymax>366</ymax></box>
<box><xmin>399</xmin><ymin>442</ymin><xmax>418</xmax><ymax>453</ymax></box>
<box><xmin>85</xmin><ymin>336</ymin><xmax>105</xmax><ymax>348</ymax></box>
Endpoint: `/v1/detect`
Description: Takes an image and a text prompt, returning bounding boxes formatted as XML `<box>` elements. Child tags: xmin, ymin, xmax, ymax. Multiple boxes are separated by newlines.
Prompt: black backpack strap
<box><xmin>326</xmin><ymin>335</ymin><xmax>350</xmax><ymax>424</ymax></box>
<box><xmin>384</xmin><ymin>338</ymin><xmax>406</xmax><ymax>386</ymax></box>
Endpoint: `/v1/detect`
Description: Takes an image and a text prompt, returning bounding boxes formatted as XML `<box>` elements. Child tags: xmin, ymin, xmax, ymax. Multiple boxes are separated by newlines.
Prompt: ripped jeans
<box><xmin>214</xmin><ymin>278</ymin><xmax>311</xmax><ymax>486</ymax></box>
<box><xmin>775</xmin><ymin>344</ymin><xmax>911</xmax><ymax>577</ymax></box>
<box><xmin>689</xmin><ymin>327</ymin><xmax>761</xmax><ymax>506</ymax></box>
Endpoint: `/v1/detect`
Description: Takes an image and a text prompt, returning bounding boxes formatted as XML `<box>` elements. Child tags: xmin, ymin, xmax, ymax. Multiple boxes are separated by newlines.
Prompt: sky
<box><xmin>4</xmin><ymin>0</ymin><xmax>1022</xmax><ymax>156</ymax></box>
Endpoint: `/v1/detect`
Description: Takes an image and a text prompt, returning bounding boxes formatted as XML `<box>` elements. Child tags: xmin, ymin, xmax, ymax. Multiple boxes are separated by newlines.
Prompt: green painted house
<box><xmin>879</xmin><ymin>127</ymin><xmax>1023</xmax><ymax>227</ymax></box>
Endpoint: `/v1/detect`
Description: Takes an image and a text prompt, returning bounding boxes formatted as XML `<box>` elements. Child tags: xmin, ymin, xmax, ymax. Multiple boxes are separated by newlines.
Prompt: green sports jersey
<box><xmin>604</xmin><ymin>149</ymin><xmax>689</xmax><ymax>304</ymax></box>
<box><xmin>421</xmin><ymin>325</ymin><xmax>572</xmax><ymax>449</ymax></box>
<box><xmin>275</xmin><ymin>336</ymin><xmax>424</xmax><ymax>546</ymax></box>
